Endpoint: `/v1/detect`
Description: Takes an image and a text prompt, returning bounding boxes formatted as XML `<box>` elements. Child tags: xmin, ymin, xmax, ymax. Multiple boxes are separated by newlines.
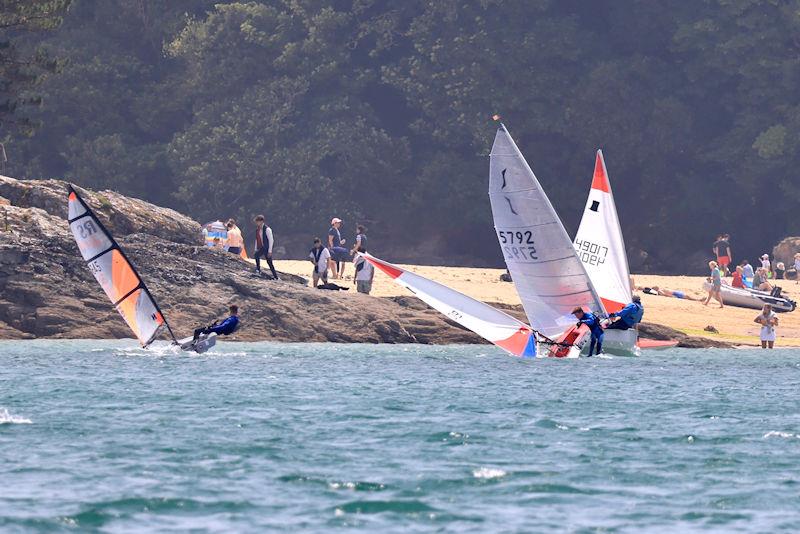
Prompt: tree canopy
<box><xmin>3</xmin><ymin>0</ymin><xmax>799</xmax><ymax>271</ymax></box>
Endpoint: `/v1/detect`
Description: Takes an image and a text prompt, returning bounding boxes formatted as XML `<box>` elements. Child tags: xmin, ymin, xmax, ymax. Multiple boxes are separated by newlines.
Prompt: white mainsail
<box><xmin>489</xmin><ymin>124</ymin><xmax>604</xmax><ymax>338</ymax></box>
<box><xmin>363</xmin><ymin>254</ymin><xmax>538</xmax><ymax>358</ymax></box>
<box><xmin>68</xmin><ymin>185</ymin><xmax>176</xmax><ymax>347</ymax></box>
<box><xmin>574</xmin><ymin>150</ymin><xmax>632</xmax><ymax>313</ymax></box>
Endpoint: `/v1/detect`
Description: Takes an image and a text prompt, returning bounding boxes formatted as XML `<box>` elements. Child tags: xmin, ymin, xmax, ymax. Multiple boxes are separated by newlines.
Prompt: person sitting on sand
<box><xmin>703</xmin><ymin>261</ymin><xmax>724</xmax><ymax>308</ymax></box>
<box><xmin>605</xmin><ymin>296</ymin><xmax>644</xmax><ymax>330</ymax></box>
<box><xmin>193</xmin><ymin>305</ymin><xmax>240</xmax><ymax>340</ymax></box>
<box><xmin>731</xmin><ymin>265</ymin><xmax>745</xmax><ymax>289</ymax></box>
<box><xmin>572</xmin><ymin>307</ymin><xmax>603</xmax><ymax>357</ymax></box>
<box><xmin>754</xmin><ymin>304</ymin><xmax>778</xmax><ymax>349</ymax></box>
<box><xmin>752</xmin><ymin>267</ymin><xmax>773</xmax><ymax>293</ymax></box>
<box><xmin>741</xmin><ymin>259</ymin><xmax>754</xmax><ymax>287</ymax></box>
<box><xmin>309</xmin><ymin>237</ymin><xmax>331</xmax><ymax>288</ymax></box>
<box><xmin>776</xmin><ymin>262</ymin><xmax>785</xmax><ymax>280</ymax></box>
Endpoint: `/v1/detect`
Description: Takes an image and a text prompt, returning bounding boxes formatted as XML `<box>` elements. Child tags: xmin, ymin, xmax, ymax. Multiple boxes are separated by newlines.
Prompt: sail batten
<box><xmin>489</xmin><ymin>124</ymin><xmax>604</xmax><ymax>338</ymax></box>
<box><xmin>68</xmin><ymin>186</ymin><xmax>175</xmax><ymax>347</ymax></box>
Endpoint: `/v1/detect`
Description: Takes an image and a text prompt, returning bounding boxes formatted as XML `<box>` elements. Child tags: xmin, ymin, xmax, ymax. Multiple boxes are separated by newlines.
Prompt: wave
<box><xmin>0</xmin><ymin>407</ymin><xmax>32</xmax><ymax>424</ymax></box>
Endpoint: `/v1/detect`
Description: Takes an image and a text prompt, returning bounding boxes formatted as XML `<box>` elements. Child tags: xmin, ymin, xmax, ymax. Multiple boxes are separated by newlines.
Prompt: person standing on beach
<box><xmin>309</xmin><ymin>237</ymin><xmax>330</xmax><ymax>287</ymax></box>
<box><xmin>795</xmin><ymin>253</ymin><xmax>800</xmax><ymax>284</ymax></box>
<box><xmin>253</xmin><ymin>215</ymin><xmax>279</xmax><ymax>279</ymax></box>
<box><xmin>351</xmin><ymin>225</ymin><xmax>367</xmax><ymax>256</ymax></box>
<box><xmin>754</xmin><ymin>304</ymin><xmax>778</xmax><ymax>349</ymax></box>
<box><xmin>761</xmin><ymin>254</ymin><xmax>772</xmax><ymax>278</ymax></box>
<box><xmin>713</xmin><ymin>234</ymin><xmax>732</xmax><ymax>275</ymax></box>
<box><xmin>225</xmin><ymin>219</ymin><xmax>244</xmax><ymax>256</ymax></box>
<box><xmin>703</xmin><ymin>260</ymin><xmax>724</xmax><ymax>308</ymax></box>
<box><xmin>352</xmin><ymin>248</ymin><xmax>375</xmax><ymax>295</ymax></box>
<box><xmin>327</xmin><ymin>218</ymin><xmax>349</xmax><ymax>279</ymax></box>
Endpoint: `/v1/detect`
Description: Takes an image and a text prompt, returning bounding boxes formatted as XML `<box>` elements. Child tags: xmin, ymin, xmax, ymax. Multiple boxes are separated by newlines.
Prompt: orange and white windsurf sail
<box><xmin>68</xmin><ymin>185</ymin><xmax>176</xmax><ymax>347</ymax></box>
<box><xmin>363</xmin><ymin>254</ymin><xmax>538</xmax><ymax>358</ymax></box>
<box><xmin>573</xmin><ymin>150</ymin><xmax>632</xmax><ymax>314</ymax></box>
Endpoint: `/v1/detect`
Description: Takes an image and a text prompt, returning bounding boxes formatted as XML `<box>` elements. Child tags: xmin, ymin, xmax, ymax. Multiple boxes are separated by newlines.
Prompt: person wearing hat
<box><xmin>605</xmin><ymin>295</ymin><xmax>644</xmax><ymax>330</ymax></box>
<box><xmin>327</xmin><ymin>217</ymin><xmax>349</xmax><ymax>279</ymax></box>
<box><xmin>760</xmin><ymin>254</ymin><xmax>772</xmax><ymax>278</ymax></box>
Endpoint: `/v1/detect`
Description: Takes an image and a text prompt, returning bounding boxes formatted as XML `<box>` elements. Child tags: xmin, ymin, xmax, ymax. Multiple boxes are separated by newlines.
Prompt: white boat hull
<box><xmin>578</xmin><ymin>328</ymin><xmax>639</xmax><ymax>357</ymax></box>
<box><xmin>702</xmin><ymin>282</ymin><xmax>796</xmax><ymax>312</ymax></box>
<box><xmin>178</xmin><ymin>332</ymin><xmax>218</xmax><ymax>353</ymax></box>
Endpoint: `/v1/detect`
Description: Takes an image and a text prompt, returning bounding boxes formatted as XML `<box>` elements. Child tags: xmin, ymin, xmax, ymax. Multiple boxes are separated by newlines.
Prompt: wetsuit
<box><xmin>194</xmin><ymin>315</ymin><xmax>239</xmax><ymax>340</ymax></box>
<box><xmin>606</xmin><ymin>302</ymin><xmax>643</xmax><ymax>330</ymax></box>
<box><xmin>578</xmin><ymin>312</ymin><xmax>604</xmax><ymax>356</ymax></box>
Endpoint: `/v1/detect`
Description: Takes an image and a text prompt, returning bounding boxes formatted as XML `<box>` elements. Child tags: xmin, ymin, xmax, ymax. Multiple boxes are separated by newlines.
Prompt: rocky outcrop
<box><xmin>638</xmin><ymin>322</ymin><xmax>733</xmax><ymax>349</ymax></box>
<box><xmin>0</xmin><ymin>176</ymin><xmax>484</xmax><ymax>344</ymax></box>
<box><xmin>773</xmin><ymin>237</ymin><xmax>800</xmax><ymax>269</ymax></box>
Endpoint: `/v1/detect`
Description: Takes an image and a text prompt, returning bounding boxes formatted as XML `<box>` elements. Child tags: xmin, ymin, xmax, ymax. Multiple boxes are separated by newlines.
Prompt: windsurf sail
<box><xmin>68</xmin><ymin>185</ymin><xmax>176</xmax><ymax>347</ymax></box>
<box><xmin>574</xmin><ymin>150</ymin><xmax>632</xmax><ymax>314</ymax></box>
<box><xmin>363</xmin><ymin>254</ymin><xmax>538</xmax><ymax>358</ymax></box>
<box><xmin>489</xmin><ymin>124</ymin><xmax>604</xmax><ymax>338</ymax></box>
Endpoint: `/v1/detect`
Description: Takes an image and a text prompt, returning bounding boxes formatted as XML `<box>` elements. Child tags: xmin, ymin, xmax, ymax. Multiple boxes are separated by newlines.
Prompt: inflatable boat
<box><xmin>702</xmin><ymin>282</ymin><xmax>796</xmax><ymax>312</ymax></box>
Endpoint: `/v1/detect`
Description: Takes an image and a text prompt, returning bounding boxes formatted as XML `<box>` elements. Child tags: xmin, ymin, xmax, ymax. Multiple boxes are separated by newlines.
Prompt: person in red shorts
<box><xmin>713</xmin><ymin>234</ymin><xmax>732</xmax><ymax>275</ymax></box>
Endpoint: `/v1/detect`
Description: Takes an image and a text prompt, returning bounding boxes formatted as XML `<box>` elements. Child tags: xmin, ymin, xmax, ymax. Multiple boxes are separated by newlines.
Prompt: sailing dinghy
<box><xmin>573</xmin><ymin>151</ymin><xmax>639</xmax><ymax>355</ymax></box>
<box><xmin>68</xmin><ymin>185</ymin><xmax>215</xmax><ymax>353</ymax></box>
<box><xmin>489</xmin><ymin>123</ymin><xmax>605</xmax><ymax>355</ymax></box>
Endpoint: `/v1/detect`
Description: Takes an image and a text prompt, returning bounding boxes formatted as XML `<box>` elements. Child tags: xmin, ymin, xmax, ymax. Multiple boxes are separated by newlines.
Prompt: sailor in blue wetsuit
<box><xmin>605</xmin><ymin>295</ymin><xmax>644</xmax><ymax>330</ymax></box>
<box><xmin>193</xmin><ymin>305</ymin><xmax>240</xmax><ymax>340</ymax></box>
<box><xmin>572</xmin><ymin>307</ymin><xmax>604</xmax><ymax>357</ymax></box>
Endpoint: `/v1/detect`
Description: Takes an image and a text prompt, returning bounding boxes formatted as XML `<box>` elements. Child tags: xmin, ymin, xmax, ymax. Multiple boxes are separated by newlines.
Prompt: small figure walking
<box><xmin>754</xmin><ymin>304</ymin><xmax>778</xmax><ymax>349</ymax></box>
<box><xmin>703</xmin><ymin>260</ymin><xmax>724</xmax><ymax>308</ymax></box>
<box><xmin>253</xmin><ymin>215</ymin><xmax>279</xmax><ymax>279</ymax></box>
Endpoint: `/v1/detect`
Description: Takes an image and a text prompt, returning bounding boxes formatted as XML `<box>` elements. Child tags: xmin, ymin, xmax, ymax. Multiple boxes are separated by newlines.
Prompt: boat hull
<box><xmin>702</xmin><ymin>282</ymin><xmax>796</xmax><ymax>312</ymax></box>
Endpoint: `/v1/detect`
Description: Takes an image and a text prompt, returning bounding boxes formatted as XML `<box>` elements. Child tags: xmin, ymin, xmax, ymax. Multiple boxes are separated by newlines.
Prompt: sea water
<box><xmin>1</xmin><ymin>340</ymin><xmax>799</xmax><ymax>533</ymax></box>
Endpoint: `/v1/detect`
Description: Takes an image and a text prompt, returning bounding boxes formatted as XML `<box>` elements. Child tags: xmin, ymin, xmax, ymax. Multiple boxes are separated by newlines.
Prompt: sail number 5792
<box><xmin>497</xmin><ymin>229</ymin><xmax>538</xmax><ymax>261</ymax></box>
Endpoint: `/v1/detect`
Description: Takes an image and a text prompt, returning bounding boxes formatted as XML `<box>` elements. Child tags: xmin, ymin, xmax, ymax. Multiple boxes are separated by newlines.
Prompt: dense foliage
<box><xmin>3</xmin><ymin>0</ymin><xmax>799</xmax><ymax>270</ymax></box>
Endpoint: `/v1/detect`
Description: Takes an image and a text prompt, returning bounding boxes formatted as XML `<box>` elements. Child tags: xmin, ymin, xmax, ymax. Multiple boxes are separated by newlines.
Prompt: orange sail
<box><xmin>68</xmin><ymin>185</ymin><xmax>176</xmax><ymax>347</ymax></box>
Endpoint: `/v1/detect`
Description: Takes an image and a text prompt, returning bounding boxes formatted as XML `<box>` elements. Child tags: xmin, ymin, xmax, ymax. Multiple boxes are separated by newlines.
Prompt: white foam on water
<box><xmin>473</xmin><ymin>467</ymin><xmax>507</xmax><ymax>479</ymax></box>
<box><xmin>763</xmin><ymin>431</ymin><xmax>799</xmax><ymax>440</ymax></box>
<box><xmin>0</xmin><ymin>408</ymin><xmax>32</xmax><ymax>425</ymax></box>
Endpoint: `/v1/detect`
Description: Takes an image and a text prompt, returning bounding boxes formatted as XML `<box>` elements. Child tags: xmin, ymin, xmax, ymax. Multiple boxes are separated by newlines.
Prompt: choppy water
<box><xmin>1</xmin><ymin>341</ymin><xmax>800</xmax><ymax>533</ymax></box>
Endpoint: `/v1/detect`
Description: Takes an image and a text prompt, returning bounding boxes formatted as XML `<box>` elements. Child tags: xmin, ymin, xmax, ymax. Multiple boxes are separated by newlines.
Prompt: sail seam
<box><xmin>112</xmin><ymin>284</ymin><xmax>144</xmax><ymax>307</ymax></box>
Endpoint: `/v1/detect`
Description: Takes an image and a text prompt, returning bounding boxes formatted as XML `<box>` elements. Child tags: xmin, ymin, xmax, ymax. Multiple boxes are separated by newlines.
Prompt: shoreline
<box><xmin>269</xmin><ymin>259</ymin><xmax>800</xmax><ymax>348</ymax></box>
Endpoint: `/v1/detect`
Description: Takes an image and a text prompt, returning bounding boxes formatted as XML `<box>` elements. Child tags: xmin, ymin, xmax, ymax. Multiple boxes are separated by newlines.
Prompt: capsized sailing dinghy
<box><xmin>68</xmin><ymin>185</ymin><xmax>214</xmax><ymax>353</ymax></box>
<box><xmin>489</xmin><ymin>123</ymin><xmax>606</xmax><ymax>354</ymax></box>
<box><xmin>573</xmin><ymin>150</ymin><xmax>639</xmax><ymax>355</ymax></box>
<box><xmin>362</xmin><ymin>254</ymin><xmax>541</xmax><ymax>357</ymax></box>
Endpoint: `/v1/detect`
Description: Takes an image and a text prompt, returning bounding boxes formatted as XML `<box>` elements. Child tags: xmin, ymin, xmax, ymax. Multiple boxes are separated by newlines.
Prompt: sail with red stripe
<box><xmin>68</xmin><ymin>185</ymin><xmax>175</xmax><ymax>347</ymax></box>
<box><xmin>363</xmin><ymin>254</ymin><xmax>538</xmax><ymax>358</ymax></box>
<box><xmin>573</xmin><ymin>150</ymin><xmax>631</xmax><ymax>314</ymax></box>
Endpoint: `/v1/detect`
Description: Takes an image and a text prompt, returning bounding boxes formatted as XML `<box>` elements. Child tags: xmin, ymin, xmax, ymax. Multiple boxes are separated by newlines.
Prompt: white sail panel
<box><xmin>68</xmin><ymin>187</ymin><xmax>172</xmax><ymax>347</ymax></box>
<box><xmin>363</xmin><ymin>254</ymin><xmax>538</xmax><ymax>358</ymax></box>
<box><xmin>574</xmin><ymin>150</ymin><xmax>632</xmax><ymax>313</ymax></box>
<box><xmin>70</xmin><ymin>218</ymin><xmax>113</xmax><ymax>260</ymax></box>
<box><xmin>489</xmin><ymin>125</ymin><xmax>604</xmax><ymax>338</ymax></box>
<box><xmin>115</xmin><ymin>289</ymin><xmax>166</xmax><ymax>346</ymax></box>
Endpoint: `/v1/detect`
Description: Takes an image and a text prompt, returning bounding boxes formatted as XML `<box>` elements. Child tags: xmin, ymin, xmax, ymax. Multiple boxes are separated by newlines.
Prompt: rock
<box><xmin>0</xmin><ymin>175</ymin><xmax>481</xmax><ymax>345</ymax></box>
<box><xmin>0</xmin><ymin>175</ymin><xmax>201</xmax><ymax>245</ymax></box>
<box><xmin>0</xmin><ymin>196</ymin><xmax>9</xmax><ymax>206</ymax></box>
<box><xmin>773</xmin><ymin>236</ymin><xmax>800</xmax><ymax>268</ymax></box>
<box><xmin>638</xmin><ymin>322</ymin><xmax>733</xmax><ymax>348</ymax></box>
<box><xmin>704</xmin><ymin>325</ymin><xmax>719</xmax><ymax>333</ymax></box>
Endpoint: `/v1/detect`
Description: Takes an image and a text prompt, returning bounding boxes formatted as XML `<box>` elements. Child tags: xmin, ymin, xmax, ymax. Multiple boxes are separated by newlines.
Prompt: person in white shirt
<box><xmin>754</xmin><ymin>304</ymin><xmax>778</xmax><ymax>349</ymax></box>
<box><xmin>761</xmin><ymin>254</ymin><xmax>772</xmax><ymax>277</ymax></box>
<box><xmin>352</xmin><ymin>247</ymin><xmax>374</xmax><ymax>294</ymax></box>
<box><xmin>253</xmin><ymin>215</ymin><xmax>278</xmax><ymax>279</ymax></box>
<box><xmin>309</xmin><ymin>238</ymin><xmax>331</xmax><ymax>287</ymax></box>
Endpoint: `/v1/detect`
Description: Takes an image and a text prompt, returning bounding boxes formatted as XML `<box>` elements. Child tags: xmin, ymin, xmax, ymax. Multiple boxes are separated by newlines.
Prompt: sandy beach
<box><xmin>273</xmin><ymin>259</ymin><xmax>800</xmax><ymax>347</ymax></box>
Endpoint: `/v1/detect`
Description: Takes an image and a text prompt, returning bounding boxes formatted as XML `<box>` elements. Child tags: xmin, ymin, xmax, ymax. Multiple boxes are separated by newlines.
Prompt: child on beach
<box><xmin>754</xmin><ymin>304</ymin><xmax>778</xmax><ymax>349</ymax></box>
<box><xmin>703</xmin><ymin>261</ymin><xmax>724</xmax><ymax>308</ymax></box>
